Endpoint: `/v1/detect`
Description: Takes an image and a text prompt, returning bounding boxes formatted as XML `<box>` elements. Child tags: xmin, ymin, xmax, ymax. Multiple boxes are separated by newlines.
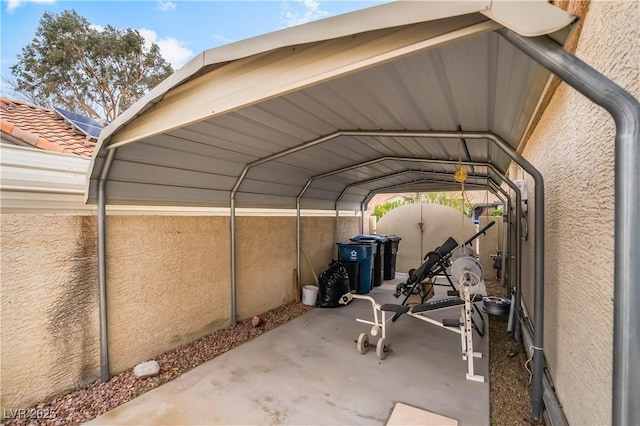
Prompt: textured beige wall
<box><xmin>299</xmin><ymin>216</ymin><xmax>360</xmax><ymax>286</ymax></box>
<box><xmin>516</xmin><ymin>2</ymin><xmax>639</xmax><ymax>424</ymax></box>
<box><xmin>477</xmin><ymin>216</ymin><xmax>504</xmax><ymax>281</ymax></box>
<box><xmin>1</xmin><ymin>215</ymin><xmax>101</xmax><ymax>410</ymax></box>
<box><xmin>105</xmin><ymin>216</ymin><xmax>232</xmax><ymax>374</ymax></box>
<box><xmin>1</xmin><ymin>214</ymin><xmax>354</xmax><ymax>409</ymax></box>
<box><xmin>235</xmin><ymin>217</ymin><xmax>294</xmax><ymax>319</ymax></box>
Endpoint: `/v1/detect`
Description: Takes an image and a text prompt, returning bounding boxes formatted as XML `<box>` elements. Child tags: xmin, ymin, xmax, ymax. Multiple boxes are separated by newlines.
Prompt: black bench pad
<box><xmin>412</xmin><ymin>294</ymin><xmax>483</xmax><ymax>313</ymax></box>
<box><xmin>380</xmin><ymin>304</ymin><xmax>411</xmax><ymax>314</ymax></box>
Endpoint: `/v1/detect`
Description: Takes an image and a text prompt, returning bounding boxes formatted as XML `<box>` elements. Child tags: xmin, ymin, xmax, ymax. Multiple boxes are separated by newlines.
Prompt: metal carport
<box><xmin>85</xmin><ymin>1</ymin><xmax>639</xmax><ymax>423</ymax></box>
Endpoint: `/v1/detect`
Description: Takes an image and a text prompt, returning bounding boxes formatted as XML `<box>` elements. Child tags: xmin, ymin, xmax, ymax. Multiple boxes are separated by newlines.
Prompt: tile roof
<box><xmin>0</xmin><ymin>97</ymin><xmax>98</xmax><ymax>157</ymax></box>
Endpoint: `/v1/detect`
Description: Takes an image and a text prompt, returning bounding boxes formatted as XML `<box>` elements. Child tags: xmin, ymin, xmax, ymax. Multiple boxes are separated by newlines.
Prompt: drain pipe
<box><xmin>520</xmin><ymin>315</ymin><xmax>569</xmax><ymax>426</ymax></box>
<box><xmin>498</xmin><ymin>28</ymin><xmax>640</xmax><ymax>425</ymax></box>
<box><xmin>98</xmin><ymin>148</ymin><xmax>116</xmax><ymax>382</ymax></box>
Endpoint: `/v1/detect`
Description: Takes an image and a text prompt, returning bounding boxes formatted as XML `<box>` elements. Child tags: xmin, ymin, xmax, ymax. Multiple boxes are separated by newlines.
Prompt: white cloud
<box><xmin>89</xmin><ymin>24</ymin><xmax>105</xmax><ymax>32</ymax></box>
<box><xmin>137</xmin><ymin>28</ymin><xmax>194</xmax><ymax>70</ymax></box>
<box><xmin>280</xmin><ymin>0</ymin><xmax>329</xmax><ymax>28</ymax></box>
<box><xmin>6</xmin><ymin>0</ymin><xmax>55</xmax><ymax>13</ymax></box>
<box><xmin>157</xmin><ymin>1</ymin><xmax>176</xmax><ymax>12</ymax></box>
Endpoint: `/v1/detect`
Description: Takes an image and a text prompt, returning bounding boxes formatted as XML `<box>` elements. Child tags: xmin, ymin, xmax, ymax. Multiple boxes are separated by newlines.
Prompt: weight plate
<box><xmin>482</xmin><ymin>296</ymin><xmax>511</xmax><ymax>316</ymax></box>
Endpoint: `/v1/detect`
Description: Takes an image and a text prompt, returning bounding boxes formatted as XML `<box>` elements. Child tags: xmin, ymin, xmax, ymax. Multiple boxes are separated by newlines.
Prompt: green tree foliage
<box><xmin>372</xmin><ymin>200</ymin><xmax>403</xmax><ymax>220</ymax></box>
<box><xmin>10</xmin><ymin>10</ymin><xmax>173</xmax><ymax>121</ymax></box>
<box><xmin>404</xmin><ymin>192</ymin><xmax>473</xmax><ymax>216</ymax></box>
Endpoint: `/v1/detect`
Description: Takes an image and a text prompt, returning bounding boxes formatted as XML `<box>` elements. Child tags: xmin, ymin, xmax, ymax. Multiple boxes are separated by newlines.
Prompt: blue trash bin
<box><xmin>350</xmin><ymin>235</ymin><xmax>388</xmax><ymax>287</ymax></box>
<box><xmin>336</xmin><ymin>241</ymin><xmax>376</xmax><ymax>294</ymax></box>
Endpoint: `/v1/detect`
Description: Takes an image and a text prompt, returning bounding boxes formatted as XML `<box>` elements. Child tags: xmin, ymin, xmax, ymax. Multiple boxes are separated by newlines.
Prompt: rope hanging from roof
<box><xmin>455</xmin><ymin>132</ymin><xmax>469</xmax><ymax>252</ymax></box>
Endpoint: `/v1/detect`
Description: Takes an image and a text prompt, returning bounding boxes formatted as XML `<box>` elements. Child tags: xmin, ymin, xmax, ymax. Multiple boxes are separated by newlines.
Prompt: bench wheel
<box><xmin>376</xmin><ymin>337</ymin><xmax>390</xmax><ymax>360</ymax></box>
<box><xmin>357</xmin><ymin>333</ymin><xmax>369</xmax><ymax>354</ymax></box>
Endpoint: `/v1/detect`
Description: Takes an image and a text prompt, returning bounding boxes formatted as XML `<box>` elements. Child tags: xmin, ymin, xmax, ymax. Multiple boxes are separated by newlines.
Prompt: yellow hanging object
<box><xmin>454</xmin><ymin>166</ymin><xmax>467</xmax><ymax>183</ymax></box>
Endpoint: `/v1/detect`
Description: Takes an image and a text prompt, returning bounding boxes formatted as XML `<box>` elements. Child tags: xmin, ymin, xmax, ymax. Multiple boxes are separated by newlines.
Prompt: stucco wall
<box><xmin>105</xmin><ymin>216</ymin><xmax>232</xmax><ymax>374</ymax></box>
<box><xmin>299</xmin><ymin>216</ymin><xmax>360</xmax><ymax>287</ymax></box>
<box><xmin>0</xmin><ymin>214</ymin><xmax>356</xmax><ymax>410</ymax></box>
<box><xmin>1</xmin><ymin>215</ymin><xmax>100</xmax><ymax>412</ymax></box>
<box><xmin>516</xmin><ymin>1</ymin><xmax>639</xmax><ymax>423</ymax></box>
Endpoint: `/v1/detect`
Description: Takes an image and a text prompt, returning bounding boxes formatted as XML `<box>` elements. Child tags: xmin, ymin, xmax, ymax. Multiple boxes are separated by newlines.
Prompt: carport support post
<box><xmin>296</xmin><ymin>199</ymin><xmax>301</xmax><ymax>294</ymax></box>
<box><xmin>498</xmin><ymin>28</ymin><xmax>640</xmax><ymax>425</ymax></box>
<box><xmin>334</xmin><ymin>206</ymin><xmax>339</xmax><ymax>258</ymax></box>
<box><xmin>229</xmin><ymin>196</ymin><xmax>237</xmax><ymax>327</ymax></box>
<box><xmin>514</xmin><ymin>182</ymin><xmax>523</xmax><ymax>341</ymax></box>
<box><xmin>488</xmin><ymin>182</ymin><xmax>513</xmax><ymax>294</ymax></box>
<box><xmin>502</xmin><ymin>209</ymin><xmax>508</xmax><ymax>289</ymax></box>
<box><xmin>481</xmin><ymin>133</ymin><xmax>545</xmax><ymax>420</ymax></box>
<box><xmin>98</xmin><ymin>148</ymin><xmax>116</xmax><ymax>383</ymax></box>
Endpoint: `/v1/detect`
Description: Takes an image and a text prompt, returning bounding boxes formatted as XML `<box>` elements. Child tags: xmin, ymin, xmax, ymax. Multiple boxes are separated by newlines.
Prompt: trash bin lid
<box><xmin>337</xmin><ymin>241</ymin><xmax>375</xmax><ymax>259</ymax></box>
<box><xmin>350</xmin><ymin>234</ymin><xmax>389</xmax><ymax>242</ymax></box>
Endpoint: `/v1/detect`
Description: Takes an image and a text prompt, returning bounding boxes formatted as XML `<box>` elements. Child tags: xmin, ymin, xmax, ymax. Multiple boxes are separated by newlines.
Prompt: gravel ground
<box><xmin>485</xmin><ymin>279</ymin><xmax>540</xmax><ymax>425</ymax></box>
<box><xmin>3</xmin><ymin>302</ymin><xmax>313</xmax><ymax>426</ymax></box>
<box><xmin>5</xmin><ymin>284</ymin><xmax>536</xmax><ymax>426</ymax></box>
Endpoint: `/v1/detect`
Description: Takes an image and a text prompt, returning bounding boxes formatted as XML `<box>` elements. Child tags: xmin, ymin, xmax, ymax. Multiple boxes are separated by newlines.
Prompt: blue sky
<box><xmin>1</xmin><ymin>0</ymin><xmax>386</xmax><ymax>95</ymax></box>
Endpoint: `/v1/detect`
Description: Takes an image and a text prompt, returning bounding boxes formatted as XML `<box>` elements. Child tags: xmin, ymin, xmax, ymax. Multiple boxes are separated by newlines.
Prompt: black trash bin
<box><xmin>382</xmin><ymin>235</ymin><xmax>401</xmax><ymax>280</ymax></box>
<box><xmin>350</xmin><ymin>235</ymin><xmax>387</xmax><ymax>287</ymax></box>
<box><xmin>342</xmin><ymin>261</ymin><xmax>360</xmax><ymax>292</ymax></box>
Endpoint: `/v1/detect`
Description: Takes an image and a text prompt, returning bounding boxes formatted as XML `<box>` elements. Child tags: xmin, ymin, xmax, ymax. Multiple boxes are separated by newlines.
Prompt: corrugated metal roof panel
<box><xmin>1</xmin><ymin>144</ymin><xmax>89</xmax><ymax>193</ymax></box>
<box><xmin>84</xmin><ymin>1</ymin><xmax>574</xmax><ymax>210</ymax></box>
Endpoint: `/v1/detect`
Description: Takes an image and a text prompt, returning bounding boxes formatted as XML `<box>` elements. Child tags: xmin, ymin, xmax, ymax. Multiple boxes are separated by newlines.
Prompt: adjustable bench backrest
<box><xmin>407</xmin><ymin>236</ymin><xmax>458</xmax><ymax>284</ymax></box>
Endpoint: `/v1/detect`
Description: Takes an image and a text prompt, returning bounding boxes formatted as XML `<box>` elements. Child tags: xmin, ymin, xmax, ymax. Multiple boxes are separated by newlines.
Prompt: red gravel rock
<box><xmin>3</xmin><ymin>302</ymin><xmax>312</xmax><ymax>426</ymax></box>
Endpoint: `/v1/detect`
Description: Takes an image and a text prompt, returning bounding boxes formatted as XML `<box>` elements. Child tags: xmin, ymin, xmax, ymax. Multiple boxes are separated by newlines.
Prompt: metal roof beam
<box><xmin>361</xmin><ymin>175</ymin><xmax>493</xmax><ymax>207</ymax></box>
<box><xmin>335</xmin><ymin>169</ymin><xmax>489</xmax><ymax>209</ymax></box>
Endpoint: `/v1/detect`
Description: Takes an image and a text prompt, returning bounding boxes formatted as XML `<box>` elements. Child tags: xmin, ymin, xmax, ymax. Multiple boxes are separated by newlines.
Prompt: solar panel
<box><xmin>54</xmin><ymin>107</ymin><xmax>105</xmax><ymax>139</ymax></box>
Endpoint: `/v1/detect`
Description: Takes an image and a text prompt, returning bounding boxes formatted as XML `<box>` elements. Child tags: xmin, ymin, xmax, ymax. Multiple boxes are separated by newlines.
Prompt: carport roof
<box><xmin>86</xmin><ymin>1</ymin><xmax>575</xmax><ymax>210</ymax></box>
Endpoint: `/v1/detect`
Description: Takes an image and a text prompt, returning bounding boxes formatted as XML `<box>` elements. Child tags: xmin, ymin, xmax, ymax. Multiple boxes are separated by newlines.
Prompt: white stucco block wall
<box><xmin>517</xmin><ymin>1</ymin><xmax>639</xmax><ymax>424</ymax></box>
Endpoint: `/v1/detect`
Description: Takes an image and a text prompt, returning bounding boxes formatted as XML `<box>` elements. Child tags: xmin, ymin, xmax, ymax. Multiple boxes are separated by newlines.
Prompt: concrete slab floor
<box><xmin>86</xmin><ymin>276</ymin><xmax>489</xmax><ymax>425</ymax></box>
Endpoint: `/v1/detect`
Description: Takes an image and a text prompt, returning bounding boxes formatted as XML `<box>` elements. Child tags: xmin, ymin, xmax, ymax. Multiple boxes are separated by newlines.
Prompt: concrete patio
<box><xmin>86</xmin><ymin>277</ymin><xmax>489</xmax><ymax>425</ymax></box>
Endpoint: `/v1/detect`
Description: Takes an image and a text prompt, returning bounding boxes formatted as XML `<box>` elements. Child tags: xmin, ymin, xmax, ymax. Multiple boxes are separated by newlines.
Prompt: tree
<box><xmin>404</xmin><ymin>191</ymin><xmax>473</xmax><ymax>216</ymax></box>
<box><xmin>9</xmin><ymin>10</ymin><xmax>173</xmax><ymax>121</ymax></box>
<box><xmin>372</xmin><ymin>200</ymin><xmax>403</xmax><ymax>220</ymax></box>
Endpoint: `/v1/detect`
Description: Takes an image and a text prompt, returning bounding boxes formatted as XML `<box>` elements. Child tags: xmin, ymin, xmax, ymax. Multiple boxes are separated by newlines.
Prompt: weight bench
<box><xmin>394</xmin><ymin>221</ymin><xmax>496</xmax><ymax>310</ymax></box>
<box><xmin>351</xmin><ymin>292</ymin><xmax>485</xmax><ymax>382</ymax></box>
<box><xmin>348</xmin><ymin>250</ymin><xmax>489</xmax><ymax>382</ymax></box>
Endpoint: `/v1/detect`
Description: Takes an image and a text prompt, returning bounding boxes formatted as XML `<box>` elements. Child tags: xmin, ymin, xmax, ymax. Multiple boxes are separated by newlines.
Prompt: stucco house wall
<box><xmin>1</xmin><ymin>215</ymin><xmax>101</xmax><ymax>411</ymax></box>
<box><xmin>1</xmin><ymin>213</ymin><xmax>358</xmax><ymax>410</ymax></box>
<box><xmin>515</xmin><ymin>1</ymin><xmax>639</xmax><ymax>424</ymax></box>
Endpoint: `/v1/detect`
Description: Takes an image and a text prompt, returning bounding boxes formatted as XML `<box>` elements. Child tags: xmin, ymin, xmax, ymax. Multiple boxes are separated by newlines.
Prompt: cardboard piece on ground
<box><xmin>406</xmin><ymin>285</ymin><xmax>435</xmax><ymax>307</ymax></box>
<box><xmin>386</xmin><ymin>402</ymin><xmax>458</xmax><ymax>426</ymax></box>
